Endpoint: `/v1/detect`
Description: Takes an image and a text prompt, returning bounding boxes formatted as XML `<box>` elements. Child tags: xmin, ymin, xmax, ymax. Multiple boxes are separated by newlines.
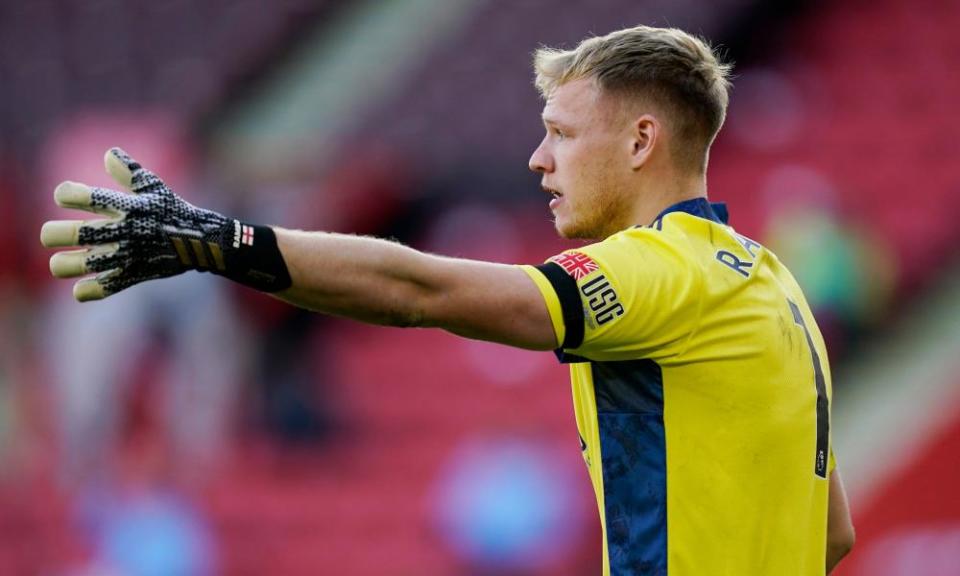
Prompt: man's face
<box><xmin>529</xmin><ymin>78</ymin><xmax>634</xmax><ymax>239</ymax></box>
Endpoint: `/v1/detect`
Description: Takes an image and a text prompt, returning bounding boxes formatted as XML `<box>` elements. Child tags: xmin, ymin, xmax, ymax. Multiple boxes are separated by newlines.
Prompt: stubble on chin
<box><xmin>553</xmin><ymin>202</ymin><xmax>586</xmax><ymax>239</ymax></box>
<box><xmin>552</xmin><ymin>181</ymin><xmax>625</xmax><ymax>240</ymax></box>
<box><xmin>560</xmin><ymin>198</ymin><xmax>609</xmax><ymax>240</ymax></box>
<box><xmin>555</xmin><ymin>213</ymin><xmax>599</xmax><ymax>240</ymax></box>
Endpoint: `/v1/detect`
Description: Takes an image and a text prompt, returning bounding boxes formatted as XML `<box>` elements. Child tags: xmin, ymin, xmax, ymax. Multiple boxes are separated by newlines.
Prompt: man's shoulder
<box><xmin>597</xmin><ymin>223</ymin><xmax>674</xmax><ymax>246</ymax></box>
<box><xmin>594</xmin><ymin>220</ymin><xmax>706</xmax><ymax>262</ymax></box>
<box><xmin>552</xmin><ymin>226</ymin><xmax>703</xmax><ymax>294</ymax></box>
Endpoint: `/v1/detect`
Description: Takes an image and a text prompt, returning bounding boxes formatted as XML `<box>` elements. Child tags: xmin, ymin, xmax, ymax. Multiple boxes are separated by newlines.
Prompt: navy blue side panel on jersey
<box><xmin>593</xmin><ymin>360</ymin><xmax>667</xmax><ymax>575</ymax></box>
<box><xmin>555</xmin><ymin>351</ymin><xmax>590</xmax><ymax>364</ymax></box>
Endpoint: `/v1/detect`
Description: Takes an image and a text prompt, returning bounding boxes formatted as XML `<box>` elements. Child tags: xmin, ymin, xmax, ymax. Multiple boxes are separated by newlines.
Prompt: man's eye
<box><xmin>554</xmin><ymin>129</ymin><xmax>565</xmax><ymax>140</ymax></box>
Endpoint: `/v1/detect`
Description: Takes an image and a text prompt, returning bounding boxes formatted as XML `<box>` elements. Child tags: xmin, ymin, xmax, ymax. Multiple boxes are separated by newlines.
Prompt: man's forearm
<box><xmin>274</xmin><ymin>228</ymin><xmax>437</xmax><ymax>327</ymax></box>
<box><xmin>270</xmin><ymin>228</ymin><xmax>558</xmax><ymax>350</ymax></box>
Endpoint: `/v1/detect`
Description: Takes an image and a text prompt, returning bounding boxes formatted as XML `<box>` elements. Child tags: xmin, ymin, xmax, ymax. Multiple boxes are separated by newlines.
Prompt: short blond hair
<box><xmin>534</xmin><ymin>26</ymin><xmax>732</xmax><ymax>173</ymax></box>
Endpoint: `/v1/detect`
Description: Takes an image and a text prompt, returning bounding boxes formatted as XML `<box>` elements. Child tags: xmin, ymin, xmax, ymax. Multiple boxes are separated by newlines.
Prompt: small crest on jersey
<box><xmin>551</xmin><ymin>251</ymin><xmax>599</xmax><ymax>280</ymax></box>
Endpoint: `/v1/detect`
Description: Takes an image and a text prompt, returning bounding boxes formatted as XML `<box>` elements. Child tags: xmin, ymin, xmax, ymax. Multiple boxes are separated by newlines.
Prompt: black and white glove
<box><xmin>40</xmin><ymin>147</ymin><xmax>291</xmax><ymax>301</ymax></box>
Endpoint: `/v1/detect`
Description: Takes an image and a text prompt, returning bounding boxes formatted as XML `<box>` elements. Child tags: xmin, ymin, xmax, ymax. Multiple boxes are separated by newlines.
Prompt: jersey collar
<box><xmin>649</xmin><ymin>197</ymin><xmax>728</xmax><ymax>229</ymax></box>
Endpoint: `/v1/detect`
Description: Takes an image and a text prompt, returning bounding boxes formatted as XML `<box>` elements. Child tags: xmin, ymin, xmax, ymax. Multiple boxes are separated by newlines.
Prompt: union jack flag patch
<box><xmin>551</xmin><ymin>251</ymin><xmax>599</xmax><ymax>280</ymax></box>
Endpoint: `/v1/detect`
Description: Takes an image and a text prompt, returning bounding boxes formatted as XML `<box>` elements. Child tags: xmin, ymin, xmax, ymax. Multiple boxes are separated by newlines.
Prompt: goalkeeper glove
<box><xmin>40</xmin><ymin>147</ymin><xmax>292</xmax><ymax>301</ymax></box>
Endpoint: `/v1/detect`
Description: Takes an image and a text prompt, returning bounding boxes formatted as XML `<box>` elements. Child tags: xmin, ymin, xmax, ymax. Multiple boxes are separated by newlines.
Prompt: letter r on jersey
<box><xmin>716</xmin><ymin>250</ymin><xmax>753</xmax><ymax>277</ymax></box>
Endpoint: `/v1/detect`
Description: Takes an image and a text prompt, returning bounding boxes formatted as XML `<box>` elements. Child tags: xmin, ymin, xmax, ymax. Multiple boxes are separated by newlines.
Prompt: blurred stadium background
<box><xmin>1</xmin><ymin>0</ymin><xmax>958</xmax><ymax>574</ymax></box>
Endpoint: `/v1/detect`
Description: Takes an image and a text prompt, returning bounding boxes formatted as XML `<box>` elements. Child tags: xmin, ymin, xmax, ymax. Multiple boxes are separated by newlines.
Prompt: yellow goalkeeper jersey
<box><xmin>521</xmin><ymin>198</ymin><xmax>834</xmax><ymax>576</ymax></box>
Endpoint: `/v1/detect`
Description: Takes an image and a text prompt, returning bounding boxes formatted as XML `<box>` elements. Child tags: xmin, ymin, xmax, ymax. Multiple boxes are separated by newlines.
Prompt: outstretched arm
<box><xmin>274</xmin><ymin>230</ymin><xmax>556</xmax><ymax>349</ymax></box>
<box><xmin>40</xmin><ymin>148</ymin><xmax>558</xmax><ymax>351</ymax></box>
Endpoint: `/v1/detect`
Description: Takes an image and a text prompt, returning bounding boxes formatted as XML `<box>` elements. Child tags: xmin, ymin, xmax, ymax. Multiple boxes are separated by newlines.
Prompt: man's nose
<box><xmin>528</xmin><ymin>139</ymin><xmax>553</xmax><ymax>174</ymax></box>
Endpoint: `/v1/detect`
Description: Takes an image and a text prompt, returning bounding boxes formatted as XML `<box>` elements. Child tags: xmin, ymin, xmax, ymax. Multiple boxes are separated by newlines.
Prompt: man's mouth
<box><xmin>544</xmin><ymin>186</ymin><xmax>563</xmax><ymax>210</ymax></box>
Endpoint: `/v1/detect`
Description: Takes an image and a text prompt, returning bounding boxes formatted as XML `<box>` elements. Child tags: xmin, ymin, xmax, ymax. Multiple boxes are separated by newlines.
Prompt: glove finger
<box><xmin>41</xmin><ymin>220</ymin><xmax>84</xmax><ymax>247</ymax></box>
<box><xmin>54</xmin><ymin>181</ymin><xmax>137</xmax><ymax>216</ymax></box>
<box><xmin>105</xmin><ymin>147</ymin><xmax>165</xmax><ymax>194</ymax></box>
<box><xmin>48</xmin><ymin>243</ymin><xmax>120</xmax><ymax>278</ymax></box>
<box><xmin>73</xmin><ymin>274</ymin><xmax>111</xmax><ymax>302</ymax></box>
<box><xmin>90</xmin><ymin>186</ymin><xmax>139</xmax><ymax>215</ymax></box>
<box><xmin>41</xmin><ymin>219</ymin><xmax>124</xmax><ymax>247</ymax></box>
<box><xmin>75</xmin><ymin>267</ymin><xmax>148</xmax><ymax>302</ymax></box>
<box><xmin>53</xmin><ymin>181</ymin><xmax>94</xmax><ymax>210</ymax></box>
<box><xmin>104</xmin><ymin>148</ymin><xmax>134</xmax><ymax>190</ymax></box>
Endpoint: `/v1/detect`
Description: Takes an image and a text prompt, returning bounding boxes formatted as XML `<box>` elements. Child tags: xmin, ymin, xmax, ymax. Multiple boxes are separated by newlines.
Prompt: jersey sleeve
<box><xmin>520</xmin><ymin>230</ymin><xmax>703</xmax><ymax>362</ymax></box>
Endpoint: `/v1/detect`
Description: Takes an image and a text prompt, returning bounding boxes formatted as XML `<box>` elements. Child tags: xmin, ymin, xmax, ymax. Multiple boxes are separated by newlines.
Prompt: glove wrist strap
<box><xmin>215</xmin><ymin>220</ymin><xmax>292</xmax><ymax>292</ymax></box>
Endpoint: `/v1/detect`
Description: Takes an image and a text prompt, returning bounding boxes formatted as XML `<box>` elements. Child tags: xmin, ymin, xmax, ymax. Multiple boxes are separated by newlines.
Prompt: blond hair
<box><xmin>534</xmin><ymin>26</ymin><xmax>732</xmax><ymax>173</ymax></box>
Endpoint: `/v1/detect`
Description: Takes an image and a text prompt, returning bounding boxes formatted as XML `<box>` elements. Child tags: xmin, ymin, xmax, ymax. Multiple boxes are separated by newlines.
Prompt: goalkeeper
<box><xmin>41</xmin><ymin>25</ymin><xmax>854</xmax><ymax>576</ymax></box>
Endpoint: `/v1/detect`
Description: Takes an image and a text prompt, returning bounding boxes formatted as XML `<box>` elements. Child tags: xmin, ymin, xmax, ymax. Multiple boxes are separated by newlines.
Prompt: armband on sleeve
<box><xmin>534</xmin><ymin>262</ymin><xmax>585</xmax><ymax>349</ymax></box>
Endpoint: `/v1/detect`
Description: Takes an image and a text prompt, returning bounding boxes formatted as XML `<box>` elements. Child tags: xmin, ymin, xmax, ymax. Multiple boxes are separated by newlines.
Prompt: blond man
<box><xmin>42</xmin><ymin>25</ymin><xmax>853</xmax><ymax>576</ymax></box>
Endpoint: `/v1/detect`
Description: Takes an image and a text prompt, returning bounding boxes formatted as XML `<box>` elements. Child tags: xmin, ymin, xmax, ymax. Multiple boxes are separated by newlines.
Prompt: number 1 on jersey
<box><xmin>788</xmin><ymin>300</ymin><xmax>830</xmax><ymax>478</ymax></box>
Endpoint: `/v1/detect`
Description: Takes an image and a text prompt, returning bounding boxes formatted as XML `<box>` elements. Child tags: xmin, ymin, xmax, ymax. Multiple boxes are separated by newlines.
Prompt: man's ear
<box><xmin>630</xmin><ymin>114</ymin><xmax>660</xmax><ymax>170</ymax></box>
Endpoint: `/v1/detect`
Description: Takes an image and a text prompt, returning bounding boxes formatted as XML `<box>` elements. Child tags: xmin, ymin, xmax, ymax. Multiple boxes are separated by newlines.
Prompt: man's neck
<box><xmin>633</xmin><ymin>173</ymin><xmax>708</xmax><ymax>227</ymax></box>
